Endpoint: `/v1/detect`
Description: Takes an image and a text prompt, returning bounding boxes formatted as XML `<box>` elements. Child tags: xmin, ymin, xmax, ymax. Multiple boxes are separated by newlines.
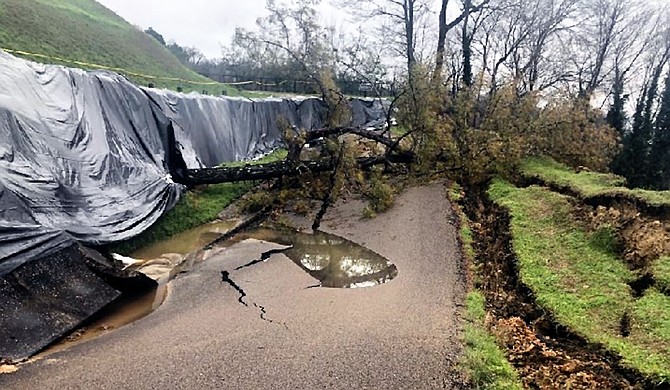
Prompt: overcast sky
<box><xmin>96</xmin><ymin>0</ymin><xmax>349</xmax><ymax>59</ymax></box>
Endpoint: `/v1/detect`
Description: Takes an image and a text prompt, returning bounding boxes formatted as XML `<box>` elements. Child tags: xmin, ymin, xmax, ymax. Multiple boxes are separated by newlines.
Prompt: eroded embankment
<box><xmin>460</xmin><ymin>186</ymin><xmax>652</xmax><ymax>389</ymax></box>
<box><xmin>520</xmin><ymin>173</ymin><xmax>670</xmax><ymax>299</ymax></box>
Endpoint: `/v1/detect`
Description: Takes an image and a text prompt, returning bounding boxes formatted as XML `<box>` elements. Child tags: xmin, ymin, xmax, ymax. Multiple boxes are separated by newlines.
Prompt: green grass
<box><xmin>520</xmin><ymin>157</ymin><xmax>670</xmax><ymax>207</ymax></box>
<box><xmin>462</xmin><ymin>291</ymin><xmax>524</xmax><ymax>390</ymax></box>
<box><xmin>489</xmin><ymin>179</ymin><xmax>670</xmax><ymax>383</ymax></box>
<box><xmin>630</xmin><ymin>290</ymin><xmax>670</xmax><ymax>370</ymax></box>
<box><xmin>108</xmin><ymin>150</ymin><xmax>290</xmax><ymax>254</ymax></box>
<box><xmin>107</xmin><ymin>183</ymin><xmax>252</xmax><ymax>255</ymax></box>
<box><xmin>0</xmin><ymin>0</ymin><xmax>239</xmax><ymax>95</ymax></box>
<box><xmin>652</xmin><ymin>257</ymin><xmax>670</xmax><ymax>293</ymax></box>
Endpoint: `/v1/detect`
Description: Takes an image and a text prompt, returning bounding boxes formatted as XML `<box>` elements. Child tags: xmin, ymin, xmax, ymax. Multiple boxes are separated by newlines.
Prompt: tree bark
<box><xmin>435</xmin><ymin>0</ymin><xmax>451</xmax><ymax>78</ymax></box>
<box><xmin>404</xmin><ymin>0</ymin><xmax>416</xmax><ymax>73</ymax></box>
<box><xmin>462</xmin><ymin>0</ymin><xmax>473</xmax><ymax>87</ymax></box>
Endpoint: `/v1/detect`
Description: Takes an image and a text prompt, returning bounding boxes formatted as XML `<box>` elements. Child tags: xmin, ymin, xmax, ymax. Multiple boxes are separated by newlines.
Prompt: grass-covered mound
<box><xmin>652</xmin><ymin>257</ymin><xmax>670</xmax><ymax>294</ymax></box>
<box><xmin>489</xmin><ymin>179</ymin><xmax>670</xmax><ymax>383</ymax></box>
<box><xmin>0</xmin><ymin>0</ymin><xmax>236</xmax><ymax>94</ymax></box>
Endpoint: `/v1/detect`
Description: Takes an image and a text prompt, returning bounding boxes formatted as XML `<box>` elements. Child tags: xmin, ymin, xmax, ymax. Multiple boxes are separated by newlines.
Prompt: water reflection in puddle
<box><xmin>233</xmin><ymin>227</ymin><xmax>398</xmax><ymax>288</ymax></box>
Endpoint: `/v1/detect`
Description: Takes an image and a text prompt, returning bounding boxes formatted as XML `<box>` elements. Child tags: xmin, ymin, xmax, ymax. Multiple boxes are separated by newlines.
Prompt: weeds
<box><xmin>362</xmin><ymin>172</ymin><xmax>396</xmax><ymax>218</ymax></box>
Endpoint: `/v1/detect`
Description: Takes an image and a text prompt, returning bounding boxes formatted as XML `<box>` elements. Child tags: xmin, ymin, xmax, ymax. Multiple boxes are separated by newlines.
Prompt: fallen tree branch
<box><xmin>183</xmin><ymin>153</ymin><xmax>414</xmax><ymax>186</ymax></box>
<box><xmin>312</xmin><ymin>143</ymin><xmax>344</xmax><ymax>231</ymax></box>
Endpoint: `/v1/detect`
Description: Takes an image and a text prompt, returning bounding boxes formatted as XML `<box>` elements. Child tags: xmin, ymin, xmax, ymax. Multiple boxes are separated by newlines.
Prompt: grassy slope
<box><xmin>521</xmin><ymin>157</ymin><xmax>670</xmax><ymax>207</ymax></box>
<box><xmin>0</xmin><ymin>0</ymin><xmax>237</xmax><ymax>94</ymax></box>
<box><xmin>489</xmin><ymin>179</ymin><xmax>670</xmax><ymax>383</ymax></box>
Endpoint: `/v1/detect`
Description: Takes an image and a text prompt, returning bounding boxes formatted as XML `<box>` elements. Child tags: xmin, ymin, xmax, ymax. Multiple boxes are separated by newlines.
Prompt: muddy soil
<box><xmin>461</xmin><ymin>187</ymin><xmax>648</xmax><ymax>390</ymax></box>
<box><xmin>521</xmin><ymin>175</ymin><xmax>670</xmax><ymax>269</ymax></box>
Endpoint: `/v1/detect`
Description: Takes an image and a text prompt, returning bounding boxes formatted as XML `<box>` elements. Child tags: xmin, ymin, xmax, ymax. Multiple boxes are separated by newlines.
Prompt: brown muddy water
<box><xmin>28</xmin><ymin>222</ymin><xmax>240</xmax><ymax>361</ymax></box>
<box><xmin>35</xmin><ymin>285</ymin><xmax>168</xmax><ymax>359</ymax></box>
<box><xmin>232</xmin><ymin>227</ymin><xmax>398</xmax><ymax>288</ymax></box>
<box><xmin>131</xmin><ymin>220</ymin><xmax>238</xmax><ymax>259</ymax></box>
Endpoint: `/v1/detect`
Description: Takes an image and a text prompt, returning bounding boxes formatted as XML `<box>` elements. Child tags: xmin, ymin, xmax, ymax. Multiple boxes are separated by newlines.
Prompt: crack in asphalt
<box><xmin>220</xmin><ymin>270</ymin><xmax>248</xmax><ymax>306</ymax></box>
<box><xmin>234</xmin><ymin>247</ymin><xmax>292</xmax><ymax>271</ymax></box>
<box><xmin>253</xmin><ymin>302</ymin><xmax>289</xmax><ymax>330</ymax></box>
<box><xmin>254</xmin><ymin>303</ymin><xmax>272</xmax><ymax>323</ymax></box>
<box><xmin>222</xmin><ymin>262</ymin><xmax>289</xmax><ymax>329</ymax></box>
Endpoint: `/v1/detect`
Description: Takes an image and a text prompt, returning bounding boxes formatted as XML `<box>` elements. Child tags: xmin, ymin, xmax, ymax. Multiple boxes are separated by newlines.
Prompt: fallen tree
<box><xmin>182</xmin><ymin>126</ymin><xmax>415</xmax><ymax>186</ymax></box>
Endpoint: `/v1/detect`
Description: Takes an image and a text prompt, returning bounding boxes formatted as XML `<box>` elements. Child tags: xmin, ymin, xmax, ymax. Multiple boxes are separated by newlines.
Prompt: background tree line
<box><xmin>146</xmin><ymin>0</ymin><xmax>670</xmax><ymax>189</ymax></box>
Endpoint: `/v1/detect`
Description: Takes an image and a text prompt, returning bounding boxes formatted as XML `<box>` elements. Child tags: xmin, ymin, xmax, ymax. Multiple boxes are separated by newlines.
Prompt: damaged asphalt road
<box><xmin>2</xmin><ymin>184</ymin><xmax>467</xmax><ymax>389</ymax></box>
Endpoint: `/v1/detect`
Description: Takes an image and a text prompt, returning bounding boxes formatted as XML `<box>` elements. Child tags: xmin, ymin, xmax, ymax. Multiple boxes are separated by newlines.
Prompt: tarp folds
<box><xmin>0</xmin><ymin>51</ymin><xmax>389</xmax><ymax>274</ymax></box>
<box><xmin>145</xmin><ymin>91</ymin><xmax>388</xmax><ymax>169</ymax></box>
<box><xmin>0</xmin><ymin>51</ymin><xmax>389</xmax><ymax>360</ymax></box>
<box><xmin>0</xmin><ymin>52</ymin><xmax>183</xmax><ymax>276</ymax></box>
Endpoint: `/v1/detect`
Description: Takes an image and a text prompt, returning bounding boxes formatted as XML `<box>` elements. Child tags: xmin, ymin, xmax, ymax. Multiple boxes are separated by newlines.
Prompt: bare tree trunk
<box><xmin>435</xmin><ymin>0</ymin><xmax>451</xmax><ymax>78</ymax></box>
<box><xmin>404</xmin><ymin>0</ymin><xmax>416</xmax><ymax>73</ymax></box>
<box><xmin>462</xmin><ymin>0</ymin><xmax>473</xmax><ymax>87</ymax></box>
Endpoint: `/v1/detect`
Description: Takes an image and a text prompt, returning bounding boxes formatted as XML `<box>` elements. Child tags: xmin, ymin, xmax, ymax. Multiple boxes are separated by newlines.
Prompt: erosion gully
<box><xmin>461</xmin><ymin>185</ymin><xmax>664</xmax><ymax>390</ymax></box>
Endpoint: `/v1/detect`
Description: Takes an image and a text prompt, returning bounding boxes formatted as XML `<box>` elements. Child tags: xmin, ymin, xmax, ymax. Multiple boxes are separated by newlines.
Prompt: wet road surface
<box><xmin>1</xmin><ymin>184</ymin><xmax>467</xmax><ymax>389</ymax></box>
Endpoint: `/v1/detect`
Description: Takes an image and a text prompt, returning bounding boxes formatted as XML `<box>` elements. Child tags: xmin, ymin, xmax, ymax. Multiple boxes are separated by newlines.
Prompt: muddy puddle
<box><xmin>131</xmin><ymin>220</ymin><xmax>238</xmax><ymax>260</ymax></box>
<box><xmin>35</xmin><ymin>285</ymin><xmax>168</xmax><ymax>359</ymax></box>
<box><xmin>232</xmin><ymin>227</ymin><xmax>398</xmax><ymax>288</ymax></box>
<box><xmin>9</xmin><ymin>221</ymin><xmax>238</xmax><ymax>365</ymax></box>
<box><xmin>30</xmin><ymin>221</ymin><xmax>393</xmax><ymax>363</ymax></box>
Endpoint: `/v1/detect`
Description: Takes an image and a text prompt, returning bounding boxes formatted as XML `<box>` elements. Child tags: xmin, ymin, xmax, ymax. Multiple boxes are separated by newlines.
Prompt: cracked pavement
<box><xmin>2</xmin><ymin>184</ymin><xmax>467</xmax><ymax>389</ymax></box>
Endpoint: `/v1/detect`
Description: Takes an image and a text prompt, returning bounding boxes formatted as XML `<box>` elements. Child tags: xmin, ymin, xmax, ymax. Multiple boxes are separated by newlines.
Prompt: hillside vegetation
<box><xmin>0</xmin><ymin>0</ymin><xmax>234</xmax><ymax>94</ymax></box>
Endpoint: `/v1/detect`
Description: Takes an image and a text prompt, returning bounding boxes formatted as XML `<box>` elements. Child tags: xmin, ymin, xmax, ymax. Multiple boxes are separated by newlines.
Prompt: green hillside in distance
<box><xmin>0</xmin><ymin>0</ymin><xmax>234</xmax><ymax>94</ymax></box>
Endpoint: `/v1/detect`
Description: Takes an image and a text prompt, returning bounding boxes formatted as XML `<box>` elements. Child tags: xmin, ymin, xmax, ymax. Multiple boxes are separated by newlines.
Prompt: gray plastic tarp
<box><xmin>0</xmin><ymin>51</ymin><xmax>389</xmax><ymax>275</ymax></box>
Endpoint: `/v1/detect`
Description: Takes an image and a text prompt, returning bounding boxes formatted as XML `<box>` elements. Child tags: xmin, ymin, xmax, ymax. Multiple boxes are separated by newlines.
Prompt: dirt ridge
<box><xmin>461</xmin><ymin>186</ymin><xmax>659</xmax><ymax>389</ymax></box>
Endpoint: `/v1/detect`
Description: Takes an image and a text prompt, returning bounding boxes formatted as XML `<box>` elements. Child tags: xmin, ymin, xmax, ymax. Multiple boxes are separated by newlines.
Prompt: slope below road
<box><xmin>2</xmin><ymin>184</ymin><xmax>467</xmax><ymax>389</ymax></box>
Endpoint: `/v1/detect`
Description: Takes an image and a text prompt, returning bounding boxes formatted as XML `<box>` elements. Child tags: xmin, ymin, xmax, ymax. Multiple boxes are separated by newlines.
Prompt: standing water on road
<box><xmin>233</xmin><ymin>227</ymin><xmax>398</xmax><ymax>288</ymax></box>
<box><xmin>131</xmin><ymin>220</ymin><xmax>238</xmax><ymax>260</ymax></box>
<box><xmin>23</xmin><ymin>223</ymin><xmax>396</xmax><ymax>365</ymax></box>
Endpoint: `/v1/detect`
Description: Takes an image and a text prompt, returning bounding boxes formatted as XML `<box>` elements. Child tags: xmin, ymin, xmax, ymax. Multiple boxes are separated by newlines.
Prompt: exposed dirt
<box><xmin>582</xmin><ymin>203</ymin><xmax>670</xmax><ymax>271</ymax></box>
<box><xmin>461</xmin><ymin>187</ymin><xmax>647</xmax><ymax>389</ymax></box>
<box><xmin>522</xmin><ymin>175</ymin><xmax>670</xmax><ymax>301</ymax></box>
<box><xmin>521</xmin><ymin>175</ymin><xmax>670</xmax><ymax>273</ymax></box>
